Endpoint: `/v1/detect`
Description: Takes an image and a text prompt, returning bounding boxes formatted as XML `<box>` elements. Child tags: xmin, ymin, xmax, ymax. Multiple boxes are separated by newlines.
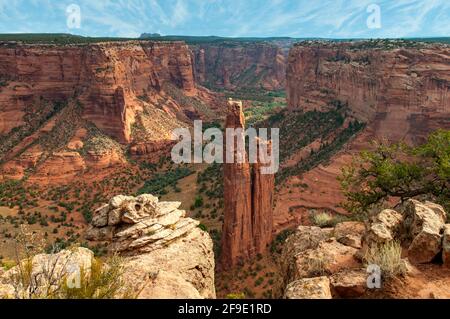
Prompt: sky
<box><xmin>0</xmin><ymin>0</ymin><xmax>448</xmax><ymax>39</ymax></box>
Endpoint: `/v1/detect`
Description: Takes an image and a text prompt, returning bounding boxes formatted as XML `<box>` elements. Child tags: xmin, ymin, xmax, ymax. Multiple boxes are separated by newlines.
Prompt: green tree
<box><xmin>339</xmin><ymin>130</ymin><xmax>450</xmax><ymax>215</ymax></box>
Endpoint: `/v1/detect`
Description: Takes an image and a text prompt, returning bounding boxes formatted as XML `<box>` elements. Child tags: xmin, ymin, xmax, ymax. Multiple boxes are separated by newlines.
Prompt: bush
<box><xmin>363</xmin><ymin>241</ymin><xmax>407</xmax><ymax>279</ymax></box>
<box><xmin>194</xmin><ymin>196</ymin><xmax>204</xmax><ymax>208</ymax></box>
<box><xmin>226</xmin><ymin>292</ymin><xmax>246</xmax><ymax>299</ymax></box>
<box><xmin>311</xmin><ymin>212</ymin><xmax>334</xmax><ymax>227</ymax></box>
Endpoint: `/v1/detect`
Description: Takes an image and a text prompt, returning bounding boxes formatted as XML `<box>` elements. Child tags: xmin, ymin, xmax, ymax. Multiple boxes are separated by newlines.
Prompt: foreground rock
<box><xmin>284</xmin><ymin>277</ymin><xmax>332</xmax><ymax>299</ymax></box>
<box><xmin>403</xmin><ymin>200</ymin><xmax>446</xmax><ymax>264</ymax></box>
<box><xmin>280</xmin><ymin>200</ymin><xmax>449</xmax><ymax>299</ymax></box>
<box><xmin>330</xmin><ymin>269</ymin><xmax>367</xmax><ymax>298</ymax></box>
<box><xmin>0</xmin><ymin>195</ymin><xmax>215</xmax><ymax>299</ymax></box>
<box><xmin>0</xmin><ymin>247</ymin><xmax>94</xmax><ymax>299</ymax></box>
<box><xmin>279</xmin><ymin>225</ymin><xmax>359</xmax><ymax>298</ymax></box>
<box><xmin>86</xmin><ymin>194</ymin><xmax>216</xmax><ymax>299</ymax></box>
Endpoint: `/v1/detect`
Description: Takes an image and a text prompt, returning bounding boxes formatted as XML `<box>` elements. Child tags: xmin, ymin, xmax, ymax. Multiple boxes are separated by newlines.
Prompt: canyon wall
<box><xmin>191</xmin><ymin>42</ymin><xmax>286</xmax><ymax>91</ymax></box>
<box><xmin>287</xmin><ymin>41</ymin><xmax>450</xmax><ymax>143</ymax></box>
<box><xmin>221</xmin><ymin>100</ymin><xmax>275</xmax><ymax>269</ymax></box>
<box><xmin>0</xmin><ymin>41</ymin><xmax>196</xmax><ymax>143</ymax></box>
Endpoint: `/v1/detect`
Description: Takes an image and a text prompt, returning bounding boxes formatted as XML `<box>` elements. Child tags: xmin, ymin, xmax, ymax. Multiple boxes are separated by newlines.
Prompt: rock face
<box><xmin>86</xmin><ymin>194</ymin><xmax>216</xmax><ymax>299</ymax></box>
<box><xmin>0</xmin><ymin>41</ymin><xmax>196</xmax><ymax>143</ymax></box>
<box><xmin>221</xmin><ymin>100</ymin><xmax>275</xmax><ymax>269</ymax></box>
<box><xmin>403</xmin><ymin>200</ymin><xmax>446</xmax><ymax>263</ymax></box>
<box><xmin>192</xmin><ymin>42</ymin><xmax>286</xmax><ymax>91</ymax></box>
<box><xmin>287</xmin><ymin>41</ymin><xmax>450</xmax><ymax>143</ymax></box>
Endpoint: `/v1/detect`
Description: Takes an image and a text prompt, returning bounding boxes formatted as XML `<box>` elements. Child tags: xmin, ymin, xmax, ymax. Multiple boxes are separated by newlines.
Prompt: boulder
<box><xmin>110</xmin><ymin>195</ymin><xmax>135</xmax><ymax>209</ymax></box>
<box><xmin>280</xmin><ymin>226</ymin><xmax>333</xmax><ymax>285</ymax></box>
<box><xmin>443</xmin><ymin>225</ymin><xmax>450</xmax><ymax>268</ymax></box>
<box><xmin>85</xmin><ymin>225</ymin><xmax>114</xmax><ymax>241</ymax></box>
<box><xmin>334</xmin><ymin>222</ymin><xmax>365</xmax><ymax>249</ymax></box>
<box><xmin>284</xmin><ymin>277</ymin><xmax>332</xmax><ymax>299</ymax></box>
<box><xmin>84</xmin><ymin>194</ymin><xmax>216</xmax><ymax>299</ymax></box>
<box><xmin>292</xmin><ymin>238</ymin><xmax>359</xmax><ymax>280</ymax></box>
<box><xmin>122</xmin><ymin>228</ymin><xmax>215</xmax><ymax>299</ymax></box>
<box><xmin>364</xmin><ymin>209</ymin><xmax>403</xmax><ymax>246</ymax></box>
<box><xmin>108</xmin><ymin>208</ymin><xmax>123</xmax><ymax>226</ymax></box>
<box><xmin>91</xmin><ymin>204</ymin><xmax>109</xmax><ymax>227</ymax></box>
<box><xmin>403</xmin><ymin>200</ymin><xmax>445</xmax><ymax>263</ymax></box>
<box><xmin>136</xmin><ymin>270</ymin><xmax>202</xmax><ymax>299</ymax></box>
<box><xmin>330</xmin><ymin>269</ymin><xmax>367</xmax><ymax>298</ymax></box>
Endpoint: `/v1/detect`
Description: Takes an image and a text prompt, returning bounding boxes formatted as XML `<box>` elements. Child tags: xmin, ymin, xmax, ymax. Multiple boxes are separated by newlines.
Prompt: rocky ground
<box><xmin>280</xmin><ymin>200</ymin><xmax>450</xmax><ymax>299</ymax></box>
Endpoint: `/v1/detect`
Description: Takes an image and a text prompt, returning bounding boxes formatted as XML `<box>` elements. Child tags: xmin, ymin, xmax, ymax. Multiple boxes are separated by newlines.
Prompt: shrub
<box><xmin>363</xmin><ymin>241</ymin><xmax>407</xmax><ymax>279</ymax></box>
<box><xmin>226</xmin><ymin>292</ymin><xmax>246</xmax><ymax>299</ymax></box>
<box><xmin>194</xmin><ymin>196</ymin><xmax>204</xmax><ymax>208</ymax></box>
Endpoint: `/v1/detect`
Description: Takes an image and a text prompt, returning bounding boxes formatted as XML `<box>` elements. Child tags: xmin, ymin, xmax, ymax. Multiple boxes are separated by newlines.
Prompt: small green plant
<box><xmin>194</xmin><ymin>196</ymin><xmax>204</xmax><ymax>208</ymax></box>
<box><xmin>226</xmin><ymin>292</ymin><xmax>246</xmax><ymax>299</ymax></box>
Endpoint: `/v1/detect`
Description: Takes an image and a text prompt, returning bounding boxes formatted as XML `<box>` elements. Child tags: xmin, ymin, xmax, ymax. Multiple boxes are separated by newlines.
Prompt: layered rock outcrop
<box><xmin>192</xmin><ymin>42</ymin><xmax>286</xmax><ymax>91</ymax></box>
<box><xmin>85</xmin><ymin>194</ymin><xmax>216</xmax><ymax>299</ymax></box>
<box><xmin>221</xmin><ymin>100</ymin><xmax>275</xmax><ymax>269</ymax></box>
<box><xmin>287</xmin><ymin>40</ymin><xmax>450</xmax><ymax>143</ymax></box>
<box><xmin>0</xmin><ymin>41</ymin><xmax>196</xmax><ymax>143</ymax></box>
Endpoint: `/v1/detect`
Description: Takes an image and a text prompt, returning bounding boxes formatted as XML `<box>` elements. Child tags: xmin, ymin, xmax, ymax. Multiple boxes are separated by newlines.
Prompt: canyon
<box><xmin>191</xmin><ymin>42</ymin><xmax>287</xmax><ymax>91</ymax></box>
<box><xmin>0</xmin><ymin>36</ymin><xmax>449</xmax><ymax>299</ymax></box>
<box><xmin>287</xmin><ymin>40</ymin><xmax>450</xmax><ymax>143</ymax></box>
<box><xmin>275</xmin><ymin>39</ymin><xmax>450</xmax><ymax>231</ymax></box>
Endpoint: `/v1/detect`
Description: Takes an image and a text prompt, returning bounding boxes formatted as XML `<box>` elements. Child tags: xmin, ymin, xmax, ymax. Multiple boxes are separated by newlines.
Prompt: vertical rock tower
<box><xmin>221</xmin><ymin>99</ymin><xmax>275</xmax><ymax>269</ymax></box>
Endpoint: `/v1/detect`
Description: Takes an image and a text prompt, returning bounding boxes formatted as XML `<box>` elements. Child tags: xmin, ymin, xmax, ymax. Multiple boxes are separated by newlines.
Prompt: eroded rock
<box><xmin>284</xmin><ymin>277</ymin><xmax>332</xmax><ymax>299</ymax></box>
<box><xmin>334</xmin><ymin>222</ymin><xmax>365</xmax><ymax>249</ymax></box>
<box><xmin>85</xmin><ymin>194</ymin><xmax>216</xmax><ymax>299</ymax></box>
<box><xmin>403</xmin><ymin>200</ymin><xmax>445</xmax><ymax>263</ymax></box>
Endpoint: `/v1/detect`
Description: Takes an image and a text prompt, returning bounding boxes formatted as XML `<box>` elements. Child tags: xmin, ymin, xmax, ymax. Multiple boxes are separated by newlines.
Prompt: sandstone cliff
<box><xmin>0</xmin><ymin>40</ymin><xmax>221</xmax><ymax>182</ymax></box>
<box><xmin>287</xmin><ymin>40</ymin><xmax>450</xmax><ymax>143</ymax></box>
<box><xmin>0</xmin><ymin>41</ymin><xmax>197</xmax><ymax>143</ymax></box>
<box><xmin>192</xmin><ymin>42</ymin><xmax>286</xmax><ymax>91</ymax></box>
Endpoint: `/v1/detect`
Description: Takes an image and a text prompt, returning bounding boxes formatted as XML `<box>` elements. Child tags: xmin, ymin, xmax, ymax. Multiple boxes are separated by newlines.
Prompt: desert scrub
<box><xmin>363</xmin><ymin>241</ymin><xmax>407</xmax><ymax>280</ymax></box>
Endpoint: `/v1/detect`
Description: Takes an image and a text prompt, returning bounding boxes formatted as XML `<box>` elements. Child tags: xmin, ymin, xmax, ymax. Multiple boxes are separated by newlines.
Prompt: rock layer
<box><xmin>0</xmin><ymin>41</ymin><xmax>196</xmax><ymax>142</ymax></box>
<box><xmin>86</xmin><ymin>194</ymin><xmax>216</xmax><ymax>299</ymax></box>
<box><xmin>287</xmin><ymin>41</ymin><xmax>450</xmax><ymax>143</ymax></box>
<box><xmin>192</xmin><ymin>42</ymin><xmax>286</xmax><ymax>91</ymax></box>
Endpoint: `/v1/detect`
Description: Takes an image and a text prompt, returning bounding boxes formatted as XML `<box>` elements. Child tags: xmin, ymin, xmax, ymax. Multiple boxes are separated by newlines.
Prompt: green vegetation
<box><xmin>138</xmin><ymin>167</ymin><xmax>194</xmax><ymax>196</ymax></box>
<box><xmin>264</xmin><ymin>105</ymin><xmax>365</xmax><ymax>183</ymax></box>
<box><xmin>80</xmin><ymin>124</ymin><xmax>124</xmax><ymax>156</ymax></box>
<box><xmin>0</xmin><ymin>100</ymin><xmax>68</xmax><ymax>162</ymax></box>
<box><xmin>270</xmin><ymin>228</ymin><xmax>295</xmax><ymax>254</ymax></box>
<box><xmin>339</xmin><ymin>129</ymin><xmax>450</xmax><ymax>215</ymax></box>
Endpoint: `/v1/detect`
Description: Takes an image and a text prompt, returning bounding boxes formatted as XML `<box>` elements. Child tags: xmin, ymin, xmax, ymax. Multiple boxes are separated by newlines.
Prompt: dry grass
<box><xmin>363</xmin><ymin>241</ymin><xmax>407</xmax><ymax>279</ymax></box>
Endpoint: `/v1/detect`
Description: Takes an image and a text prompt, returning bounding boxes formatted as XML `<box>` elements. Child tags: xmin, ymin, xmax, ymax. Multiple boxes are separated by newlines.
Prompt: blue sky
<box><xmin>0</xmin><ymin>0</ymin><xmax>448</xmax><ymax>38</ymax></box>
